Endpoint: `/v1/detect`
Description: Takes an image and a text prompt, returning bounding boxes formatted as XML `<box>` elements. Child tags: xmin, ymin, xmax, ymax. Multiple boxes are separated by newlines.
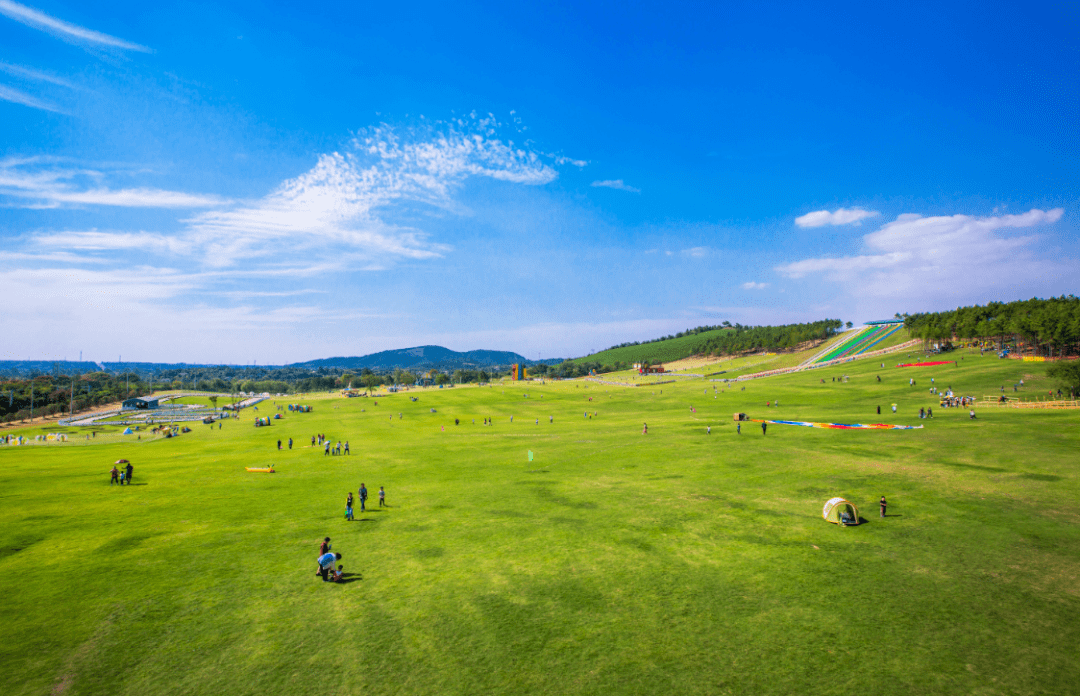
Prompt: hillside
<box><xmin>565</xmin><ymin>319</ymin><xmax>842</xmax><ymax>368</ymax></box>
<box><xmin>570</xmin><ymin>329</ymin><xmax>735</xmax><ymax>366</ymax></box>
<box><xmin>289</xmin><ymin>346</ymin><xmax>532</xmax><ymax>371</ymax></box>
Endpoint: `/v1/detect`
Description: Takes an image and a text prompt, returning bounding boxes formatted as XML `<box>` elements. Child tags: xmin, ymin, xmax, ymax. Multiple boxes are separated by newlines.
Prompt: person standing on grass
<box><xmin>110</xmin><ymin>465</ymin><xmax>119</xmax><ymax>485</ymax></box>
<box><xmin>288</xmin><ymin>438</ymin><xmax>293</xmax><ymax>450</ymax></box>
<box><xmin>344</xmin><ymin>441</ymin><xmax>350</xmax><ymax>455</ymax></box>
<box><xmin>311</xmin><ymin>435</ymin><xmax>316</xmax><ymax>447</ymax></box>
<box><xmin>346</xmin><ymin>493</ymin><xmax>354</xmax><ymax>521</ymax></box>
<box><xmin>277</xmin><ymin>439</ymin><xmax>282</xmax><ymax>450</ymax></box>
<box><xmin>737</xmin><ymin>423</ymin><xmax>741</xmax><ymax>435</ymax></box>
<box><xmin>359</xmin><ymin>483</ymin><xmax>368</xmax><ymax>512</ymax></box>
<box><xmin>761</xmin><ymin>421</ymin><xmax>767</xmax><ymax>436</ymax></box>
<box><xmin>379</xmin><ymin>486</ymin><xmax>386</xmax><ymax>507</ymax></box>
<box><xmin>324</xmin><ymin>440</ymin><xmax>330</xmax><ymax>456</ymax></box>
<box><xmin>318</xmin><ymin>552</ymin><xmax>342</xmax><ymax>581</ymax></box>
<box><xmin>125</xmin><ymin>462</ymin><xmax>133</xmax><ymax>485</ymax></box>
<box><xmin>642</xmin><ymin>422</ymin><xmax>648</xmax><ymax>435</ymax></box>
<box><xmin>880</xmin><ymin>496</ymin><xmax>887</xmax><ymax>517</ymax></box>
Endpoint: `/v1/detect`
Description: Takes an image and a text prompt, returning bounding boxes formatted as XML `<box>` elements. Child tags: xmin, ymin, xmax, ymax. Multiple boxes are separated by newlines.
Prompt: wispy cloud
<box><xmin>0</xmin><ymin>61</ymin><xmax>77</xmax><ymax>89</ymax></box>
<box><xmin>0</xmin><ymin>0</ymin><xmax>151</xmax><ymax>52</ymax></box>
<box><xmin>795</xmin><ymin>207</ymin><xmax>879</xmax><ymax>228</ymax></box>
<box><xmin>554</xmin><ymin>155</ymin><xmax>588</xmax><ymax>167</ymax></box>
<box><xmin>185</xmin><ymin>120</ymin><xmax>559</xmax><ymax>267</ymax></box>
<box><xmin>682</xmin><ymin>247</ymin><xmax>708</xmax><ymax>258</ymax></box>
<box><xmin>591</xmin><ymin>179</ymin><xmax>641</xmax><ymax>193</ymax></box>
<box><xmin>776</xmin><ymin>209</ymin><xmax>1071</xmax><ymax>303</ymax></box>
<box><xmin>0</xmin><ymin>82</ymin><xmax>63</xmax><ymax>113</ymax></box>
<box><xmin>0</xmin><ymin>158</ymin><xmax>230</xmax><ymax>208</ymax></box>
<box><xmin>1</xmin><ymin>117</ymin><xmax>575</xmax><ymax>361</ymax></box>
<box><xmin>741</xmin><ymin>281</ymin><xmax>769</xmax><ymax>290</ymax></box>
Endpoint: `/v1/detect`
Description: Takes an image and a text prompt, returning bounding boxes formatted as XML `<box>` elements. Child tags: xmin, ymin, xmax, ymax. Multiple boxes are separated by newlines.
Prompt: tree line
<box><xmin>0</xmin><ymin>372</ymin><xmax>147</xmax><ymax>423</ymax></box>
<box><xmin>560</xmin><ymin>319</ymin><xmax>844</xmax><ymax>375</ymax></box>
<box><xmin>903</xmin><ymin>296</ymin><xmax>1080</xmax><ymax>357</ymax></box>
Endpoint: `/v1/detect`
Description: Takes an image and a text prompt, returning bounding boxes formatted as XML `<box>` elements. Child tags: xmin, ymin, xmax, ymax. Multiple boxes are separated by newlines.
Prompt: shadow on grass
<box><xmin>943</xmin><ymin>461</ymin><xmax>1006</xmax><ymax>473</ymax></box>
<box><xmin>333</xmin><ymin>572</ymin><xmax>363</xmax><ymax>584</ymax></box>
<box><xmin>1018</xmin><ymin>473</ymin><xmax>1062</xmax><ymax>482</ymax></box>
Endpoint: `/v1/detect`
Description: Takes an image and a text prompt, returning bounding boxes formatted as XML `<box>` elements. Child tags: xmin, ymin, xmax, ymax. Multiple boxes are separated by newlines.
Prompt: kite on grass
<box><xmin>750</xmin><ymin>419</ymin><xmax>922</xmax><ymax>430</ymax></box>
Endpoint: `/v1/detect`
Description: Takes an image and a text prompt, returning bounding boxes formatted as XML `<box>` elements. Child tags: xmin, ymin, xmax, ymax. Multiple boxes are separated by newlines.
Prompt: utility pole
<box><xmin>30</xmin><ymin>382</ymin><xmax>33</xmax><ymax>423</ymax></box>
<box><xmin>69</xmin><ymin>379</ymin><xmax>74</xmax><ymax>418</ymax></box>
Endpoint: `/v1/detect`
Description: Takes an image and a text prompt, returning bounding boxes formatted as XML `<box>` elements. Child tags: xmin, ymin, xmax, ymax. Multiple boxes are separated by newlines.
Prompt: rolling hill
<box><xmin>288</xmin><ymin>346</ymin><xmax>534</xmax><ymax>371</ymax></box>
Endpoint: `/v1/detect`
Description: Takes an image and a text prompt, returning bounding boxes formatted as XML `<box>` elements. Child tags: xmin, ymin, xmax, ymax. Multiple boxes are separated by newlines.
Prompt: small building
<box><xmin>633</xmin><ymin>363</ymin><xmax>666</xmax><ymax>374</ymax></box>
<box><xmin>122</xmin><ymin>395</ymin><xmax>160</xmax><ymax>410</ymax></box>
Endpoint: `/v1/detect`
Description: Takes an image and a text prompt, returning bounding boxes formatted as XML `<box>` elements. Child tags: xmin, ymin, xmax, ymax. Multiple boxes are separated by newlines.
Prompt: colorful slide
<box><xmin>814</xmin><ymin>326</ymin><xmax>872</xmax><ymax>363</ymax></box>
<box><xmin>853</xmin><ymin>322</ymin><xmax>904</xmax><ymax>355</ymax></box>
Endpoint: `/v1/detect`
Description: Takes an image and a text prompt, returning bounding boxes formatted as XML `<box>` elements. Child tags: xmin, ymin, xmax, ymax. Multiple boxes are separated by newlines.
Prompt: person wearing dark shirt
<box><xmin>125</xmin><ymin>463</ymin><xmax>133</xmax><ymax>484</ymax></box>
<box><xmin>359</xmin><ymin>484</ymin><xmax>368</xmax><ymax>512</ymax></box>
<box><xmin>880</xmin><ymin>496</ymin><xmax>887</xmax><ymax>517</ymax></box>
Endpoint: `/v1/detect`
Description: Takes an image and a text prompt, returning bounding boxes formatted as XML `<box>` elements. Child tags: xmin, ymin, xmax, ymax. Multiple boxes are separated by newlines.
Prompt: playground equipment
<box><xmin>823</xmin><ymin>497</ymin><xmax>860</xmax><ymax>526</ymax></box>
<box><xmin>511</xmin><ymin>364</ymin><xmax>527</xmax><ymax>380</ymax></box>
<box><xmin>288</xmin><ymin>404</ymin><xmax>312</xmax><ymax>412</ymax></box>
<box><xmin>254</xmin><ymin>417</ymin><xmax>272</xmax><ymax>427</ymax></box>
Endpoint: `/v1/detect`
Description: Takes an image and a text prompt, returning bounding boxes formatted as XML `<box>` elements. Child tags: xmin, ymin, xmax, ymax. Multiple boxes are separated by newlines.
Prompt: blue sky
<box><xmin>1</xmin><ymin>0</ymin><xmax>1077</xmax><ymax>364</ymax></box>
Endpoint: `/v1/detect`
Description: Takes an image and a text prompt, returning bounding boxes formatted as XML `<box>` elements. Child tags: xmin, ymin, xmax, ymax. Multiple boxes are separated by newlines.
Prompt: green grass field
<box><xmin>3</xmin><ymin>348</ymin><xmax>1079</xmax><ymax>695</ymax></box>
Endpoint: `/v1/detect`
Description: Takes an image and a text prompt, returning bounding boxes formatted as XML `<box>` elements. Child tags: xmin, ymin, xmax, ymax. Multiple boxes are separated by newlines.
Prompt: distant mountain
<box><xmin>0</xmin><ymin>346</ymin><xmax>560</xmax><ymax>378</ymax></box>
<box><xmin>0</xmin><ymin>360</ymin><xmax>107</xmax><ymax>377</ymax></box>
<box><xmin>289</xmin><ymin>346</ymin><xmax>534</xmax><ymax>371</ymax></box>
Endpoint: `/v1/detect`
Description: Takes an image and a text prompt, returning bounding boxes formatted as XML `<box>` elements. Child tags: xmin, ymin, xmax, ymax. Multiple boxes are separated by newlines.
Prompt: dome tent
<box><xmin>122</xmin><ymin>427</ymin><xmax>134</xmax><ymax>435</ymax></box>
<box><xmin>823</xmin><ymin>497</ymin><xmax>860</xmax><ymax>525</ymax></box>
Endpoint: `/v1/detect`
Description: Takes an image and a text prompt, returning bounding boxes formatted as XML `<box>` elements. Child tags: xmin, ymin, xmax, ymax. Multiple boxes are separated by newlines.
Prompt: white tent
<box><xmin>822</xmin><ymin>497</ymin><xmax>860</xmax><ymax>525</ymax></box>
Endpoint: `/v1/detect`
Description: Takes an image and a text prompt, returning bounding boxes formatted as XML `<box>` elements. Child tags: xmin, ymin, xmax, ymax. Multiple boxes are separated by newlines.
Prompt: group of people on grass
<box><xmin>310</xmin><ymin>433</ymin><xmax>349</xmax><ymax>455</ymax></box>
<box><xmin>345</xmin><ymin>483</ymin><xmax>386</xmax><ymax>520</ymax></box>
<box><xmin>109</xmin><ymin>462</ymin><xmax>134</xmax><ymax>485</ymax></box>
<box><xmin>316</xmin><ymin>537</ymin><xmax>345</xmax><ymax>582</ymax></box>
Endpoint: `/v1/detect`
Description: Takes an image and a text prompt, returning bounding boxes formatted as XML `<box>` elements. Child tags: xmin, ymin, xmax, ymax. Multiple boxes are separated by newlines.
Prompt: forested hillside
<box><xmin>557</xmin><ymin>319</ymin><xmax>843</xmax><ymax>376</ymax></box>
<box><xmin>904</xmin><ymin>296</ymin><xmax>1080</xmax><ymax>356</ymax></box>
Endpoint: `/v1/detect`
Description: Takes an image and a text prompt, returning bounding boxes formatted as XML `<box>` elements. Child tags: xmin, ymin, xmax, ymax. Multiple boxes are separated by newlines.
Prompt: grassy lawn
<box><xmin>165</xmin><ymin>396</ymin><xmax>222</xmax><ymax>407</ymax></box>
<box><xmin>2</xmin><ymin>348</ymin><xmax>1078</xmax><ymax>695</ymax></box>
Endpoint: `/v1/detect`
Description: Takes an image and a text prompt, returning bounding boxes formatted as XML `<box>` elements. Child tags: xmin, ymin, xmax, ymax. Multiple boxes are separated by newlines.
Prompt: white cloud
<box><xmin>0</xmin><ymin>82</ymin><xmax>63</xmax><ymax>113</ymax></box>
<box><xmin>554</xmin><ymin>156</ymin><xmax>588</xmax><ymax>168</ymax></box>
<box><xmin>0</xmin><ymin>118</ymin><xmax>575</xmax><ymax>362</ymax></box>
<box><xmin>795</xmin><ymin>207</ymin><xmax>879</xmax><ymax>228</ymax></box>
<box><xmin>0</xmin><ymin>158</ymin><xmax>230</xmax><ymax>208</ymax></box>
<box><xmin>591</xmin><ymin>179</ymin><xmax>641</xmax><ymax>193</ymax></box>
<box><xmin>0</xmin><ymin>0</ymin><xmax>151</xmax><ymax>52</ymax></box>
<box><xmin>185</xmin><ymin>122</ymin><xmax>558</xmax><ymax>267</ymax></box>
<box><xmin>0</xmin><ymin>61</ymin><xmax>77</xmax><ymax>89</ymax></box>
<box><xmin>775</xmin><ymin>208</ymin><xmax>1071</xmax><ymax>302</ymax></box>
<box><xmin>741</xmin><ymin>281</ymin><xmax>769</xmax><ymax>290</ymax></box>
<box><xmin>682</xmin><ymin>247</ymin><xmax>708</xmax><ymax>258</ymax></box>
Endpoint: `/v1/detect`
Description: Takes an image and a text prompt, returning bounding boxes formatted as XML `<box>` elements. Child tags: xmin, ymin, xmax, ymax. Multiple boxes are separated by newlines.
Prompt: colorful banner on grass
<box><xmin>750</xmin><ymin>419</ymin><xmax>923</xmax><ymax>430</ymax></box>
<box><xmin>896</xmin><ymin>361</ymin><xmax>956</xmax><ymax>367</ymax></box>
